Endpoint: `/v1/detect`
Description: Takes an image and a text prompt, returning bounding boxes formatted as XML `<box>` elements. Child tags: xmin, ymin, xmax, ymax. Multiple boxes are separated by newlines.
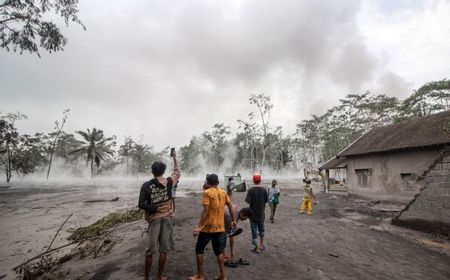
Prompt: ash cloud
<box><xmin>1</xmin><ymin>0</ymin><xmax>447</xmax><ymax>149</ymax></box>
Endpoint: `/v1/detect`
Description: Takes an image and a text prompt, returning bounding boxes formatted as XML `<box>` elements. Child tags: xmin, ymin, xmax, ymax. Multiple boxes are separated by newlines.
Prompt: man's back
<box><xmin>245</xmin><ymin>186</ymin><xmax>268</xmax><ymax>222</ymax></box>
<box><xmin>202</xmin><ymin>187</ymin><xmax>230</xmax><ymax>233</ymax></box>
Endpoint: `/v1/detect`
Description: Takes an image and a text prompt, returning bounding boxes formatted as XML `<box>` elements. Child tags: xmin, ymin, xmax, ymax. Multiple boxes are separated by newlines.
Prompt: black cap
<box><xmin>206</xmin><ymin>174</ymin><xmax>219</xmax><ymax>185</ymax></box>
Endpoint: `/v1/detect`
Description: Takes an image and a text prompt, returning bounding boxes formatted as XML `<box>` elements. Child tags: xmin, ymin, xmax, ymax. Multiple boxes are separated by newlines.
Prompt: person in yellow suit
<box><xmin>300</xmin><ymin>179</ymin><xmax>315</xmax><ymax>215</ymax></box>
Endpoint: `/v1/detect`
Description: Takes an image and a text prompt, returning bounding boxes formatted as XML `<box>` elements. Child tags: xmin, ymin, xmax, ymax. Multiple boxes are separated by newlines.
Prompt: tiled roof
<box><xmin>337</xmin><ymin>110</ymin><xmax>450</xmax><ymax>157</ymax></box>
<box><xmin>319</xmin><ymin>157</ymin><xmax>347</xmax><ymax>170</ymax></box>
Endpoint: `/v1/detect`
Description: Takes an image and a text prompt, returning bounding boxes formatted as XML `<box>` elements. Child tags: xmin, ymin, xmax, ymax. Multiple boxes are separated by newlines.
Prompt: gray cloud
<box><xmin>1</xmin><ymin>0</ymin><xmax>443</xmax><ymax>149</ymax></box>
<box><xmin>375</xmin><ymin>71</ymin><xmax>412</xmax><ymax>98</ymax></box>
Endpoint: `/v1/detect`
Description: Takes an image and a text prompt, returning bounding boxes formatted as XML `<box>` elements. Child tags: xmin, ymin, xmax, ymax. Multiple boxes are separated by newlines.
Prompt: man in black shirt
<box><xmin>245</xmin><ymin>174</ymin><xmax>268</xmax><ymax>253</ymax></box>
<box><xmin>138</xmin><ymin>152</ymin><xmax>180</xmax><ymax>280</ymax></box>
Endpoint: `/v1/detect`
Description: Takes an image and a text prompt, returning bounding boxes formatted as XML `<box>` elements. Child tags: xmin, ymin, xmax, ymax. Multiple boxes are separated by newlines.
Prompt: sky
<box><xmin>1</xmin><ymin>0</ymin><xmax>449</xmax><ymax>150</ymax></box>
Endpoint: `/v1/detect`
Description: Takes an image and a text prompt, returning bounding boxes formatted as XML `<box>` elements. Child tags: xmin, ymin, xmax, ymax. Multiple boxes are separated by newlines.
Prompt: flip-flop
<box><xmin>238</xmin><ymin>258</ymin><xmax>250</xmax><ymax>265</ymax></box>
<box><xmin>250</xmin><ymin>247</ymin><xmax>260</xmax><ymax>254</ymax></box>
<box><xmin>259</xmin><ymin>245</ymin><xmax>266</xmax><ymax>251</ymax></box>
<box><xmin>224</xmin><ymin>260</ymin><xmax>238</xmax><ymax>268</ymax></box>
<box><xmin>227</xmin><ymin>227</ymin><xmax>243</xmax><ymax>238</ymax></box>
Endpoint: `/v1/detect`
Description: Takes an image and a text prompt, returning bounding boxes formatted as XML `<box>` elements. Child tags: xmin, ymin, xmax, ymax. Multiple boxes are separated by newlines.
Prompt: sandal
<box><xmin>259</xmin><ymin>244</ymin><xmax>266</xmax><ymax>251</ymax></box>
<box><xmin>250</xmin><ymin>247</ymin><xmax>260</xmax><ymax>254</ymax></box>
<box><xmin>224</xmin><ymin>260</ymin><xmax>238</xmax><ymax>268</ymax></box>
<box><xmin>238</xmin><ymin>258</ymin><xmax>250</xmax><ymax>265</ymax></box>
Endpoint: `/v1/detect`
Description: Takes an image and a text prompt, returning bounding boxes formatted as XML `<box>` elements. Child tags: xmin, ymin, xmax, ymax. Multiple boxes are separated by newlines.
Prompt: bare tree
<box><xmin>249</xmin><ymin>93</ymin><xmax>273</xmax><ymax>169</ymax></box>
<box><xmin>46</xmin><ymin>109</ymin><xmax>70</xmax><ymax>179</ymax></box>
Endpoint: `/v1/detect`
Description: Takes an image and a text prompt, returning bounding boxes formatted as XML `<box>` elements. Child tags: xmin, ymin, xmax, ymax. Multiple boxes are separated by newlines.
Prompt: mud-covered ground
<box><xmin>1</xmin><ymin>179</ymin><xmax>450</xmax><ymax>280</ymax></box>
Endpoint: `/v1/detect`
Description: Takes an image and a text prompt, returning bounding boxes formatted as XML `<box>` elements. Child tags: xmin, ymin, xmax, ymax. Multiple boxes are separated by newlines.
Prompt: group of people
<box><xmin>138</xmin><ymin>151</ymin><xmax>315</xmax><ymax>280</ymax></box>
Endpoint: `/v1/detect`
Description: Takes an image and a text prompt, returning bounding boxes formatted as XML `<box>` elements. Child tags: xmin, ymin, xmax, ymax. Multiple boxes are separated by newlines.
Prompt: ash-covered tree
<box><xmin>235</xmin><ymin>115</ymin><xmax>261</xmax><ymax>170</ymax></box>
<box><xmin>264</xmin><ymin>126</ymin><xmax>292</xmax><ymax>171</ymax></box>
<box><xmin>49</xmin><ymin>131</ymin><xmax>79</xmax><ymax>161</ymax></box>
<box><xmin>40</xmin><ymin>131</ymin><xmax>81</xmax><ymax>177</ymax></box>
<box><xmin>294</xmin><ymin>116</ymin><xmax>322</xmax><ymax>170</ymax></box>
<box><xmin>70</xmin><ymin>128</ymin><xmax>115</xmax><ymax>178</ymax></box>
<box><xmin>129</xmin><ymin>141</ymin><xmax>160</xmax><ymax>175</ymax></box>
<box><xmin>118</xmin><ymin>137</ymin><xmax>135</xmax><ymax>175</ymax></box>
<box><xmin>12</xmin><ymin>132</ymin><xmax>48</xmax><ymax>176</ymax></box>
<box><xmin>202</xmin><ymin>123</ymin><xmax>231</xmax><ymax>167</ymax></box>
<box><xmin>0</xmin><ymin>0</ymin><xmax>85</xmax><ymax>56</ymax></box>
<box><xmin>179</xmin><ymin>136</ymin><xmax>205</xmax><ymax>175</ymax></box>
<box><xmin>0</xmin><ymin>112</ymin><xmax>27</xmax><ymax>182</ymax></box>
<box><xmin>399</xmin><ymin>79</ymin><xmax>450</xmax><ymax>119</ymax></box>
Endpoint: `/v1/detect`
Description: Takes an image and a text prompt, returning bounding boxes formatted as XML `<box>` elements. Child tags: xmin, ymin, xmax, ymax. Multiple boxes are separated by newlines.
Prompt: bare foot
<box><xmin>188</xmin><ymin>275</ymin><xmax>204</xmax><ymax>280</ymax></box>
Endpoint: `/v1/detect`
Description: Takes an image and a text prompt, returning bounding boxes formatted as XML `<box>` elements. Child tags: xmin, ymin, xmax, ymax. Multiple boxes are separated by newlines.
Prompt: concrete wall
<box><xmin>393</xmin><ymin>152</ymin><xmax>450</xmax><ymax>234</ymax></box>
<box><xmin>346</xmin><ymin>147</ymin><xmax>443</xmax><ymax>202</ymax></box>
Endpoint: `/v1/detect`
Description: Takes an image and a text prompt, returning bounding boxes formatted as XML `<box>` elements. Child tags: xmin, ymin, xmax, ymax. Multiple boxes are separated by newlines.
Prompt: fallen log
<box><xmin>85</xmin><ymin>197</ymin><xmax>119</xmax><ymax>203</ymax></box>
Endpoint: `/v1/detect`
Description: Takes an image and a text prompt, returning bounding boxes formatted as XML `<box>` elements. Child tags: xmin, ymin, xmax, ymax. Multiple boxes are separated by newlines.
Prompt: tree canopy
<box><xmin>69</xmin><ymin>128</ymin><xmax>115</xmax><ymax>178</ymax></box>
<box><xmin>0</xmin><ymin>0</ymin><xmax>84</xmax><ymax>56</ymax></box>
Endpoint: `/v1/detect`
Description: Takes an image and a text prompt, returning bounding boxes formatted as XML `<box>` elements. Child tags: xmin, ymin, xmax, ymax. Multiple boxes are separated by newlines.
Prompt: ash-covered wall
<box><xmin>393</xmin><ymin>150</ymin><xmax>450</xmax><ymax>235</ymax></box>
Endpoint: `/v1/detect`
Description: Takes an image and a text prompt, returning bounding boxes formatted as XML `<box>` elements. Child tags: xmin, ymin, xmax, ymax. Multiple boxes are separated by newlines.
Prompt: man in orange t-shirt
<box><xmin>189</xmin><ymin>174</ymin><xmax>236</xmax><ymax>280</ymax></box>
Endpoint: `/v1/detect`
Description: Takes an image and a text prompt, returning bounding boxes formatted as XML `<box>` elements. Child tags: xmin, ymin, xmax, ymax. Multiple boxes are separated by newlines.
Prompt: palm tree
<box><xmin>70</xmin><ymin>128</ymin><xmax>115</xmax><ymax>178</ymax></box>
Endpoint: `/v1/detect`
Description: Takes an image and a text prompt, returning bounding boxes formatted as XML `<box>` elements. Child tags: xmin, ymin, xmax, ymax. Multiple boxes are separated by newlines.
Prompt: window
<box><xmin>355</xmin><ymin>169</ymin><xmax>371</xmax><ymax>188</ymax></box>
<box><xmin>401</xmin><ymin>173</ymin><xmax>415</xmax><ymax>191</ymax></box>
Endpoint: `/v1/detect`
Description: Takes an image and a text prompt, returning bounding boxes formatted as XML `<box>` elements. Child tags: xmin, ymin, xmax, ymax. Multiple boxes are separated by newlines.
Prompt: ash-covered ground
<box><xmin>1</xmin><ymin>179</ymin><xmax>449</xmax><ymax>280</ymax></box>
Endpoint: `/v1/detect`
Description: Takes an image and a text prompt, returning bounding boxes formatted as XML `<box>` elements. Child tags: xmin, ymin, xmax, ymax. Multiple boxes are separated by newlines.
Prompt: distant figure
<box><xmin>138</xmin><ymin>151</ymin><xmax>180</xmax><ymax>280</ymax></box>
<box><xmin>224</xmin><ymin>206</ymin><xmax>253</xmax><ymax>267</ymax></box>
<box><xmin>190</xmin><ymin>174</ymin><xmax>236</xmax><ymax>280</ymax></box>
<box><xmin>268</xmin><ymin>179</ymin><xmax>280</xmax><ymax>223</ymax></box>
<box><xmin>245</xmin><ymin>174</ymin><xmax>268</xmax><ymax>253</ymax></box>
<box><xmin>226</xmin><ymin>177</ymin><xmax>234</xmax><ymax>197</ymax></box>
<box><xmin>300</xmin><ymin>178</ymin><xmax>315</xmax><ymax>215</ymax></box>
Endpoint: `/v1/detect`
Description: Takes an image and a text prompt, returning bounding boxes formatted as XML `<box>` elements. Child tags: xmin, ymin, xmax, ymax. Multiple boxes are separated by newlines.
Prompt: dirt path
<box><xmin>36</xmin><ymin>187</ymin><xmax>450</xmax><ymax>280</ymax></box>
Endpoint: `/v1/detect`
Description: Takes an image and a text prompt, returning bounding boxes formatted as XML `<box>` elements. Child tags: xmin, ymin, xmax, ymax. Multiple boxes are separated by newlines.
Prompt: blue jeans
<box><xmin>250</xmin><ymin>220</ymin><xmax>265</xmax><ymax>241</ymax></box>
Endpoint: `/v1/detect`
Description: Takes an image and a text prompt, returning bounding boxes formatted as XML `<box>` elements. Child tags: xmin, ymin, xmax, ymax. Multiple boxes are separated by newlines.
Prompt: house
<box><xmin>322</xmin><ymin>110</ymin><xmax>450</xmax><ymax>203</ymax></box>
<box><xmin>318</xmin><ymin>156</ymin><xmax>347</xmax><ymax>190</ymax></box>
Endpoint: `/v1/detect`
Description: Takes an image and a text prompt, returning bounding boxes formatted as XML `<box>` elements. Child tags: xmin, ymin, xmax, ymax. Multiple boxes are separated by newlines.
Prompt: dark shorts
<box><xmin>195</xmin><ymin>232</ymin><xmax>226</xmax><ymax>256</ymax></box>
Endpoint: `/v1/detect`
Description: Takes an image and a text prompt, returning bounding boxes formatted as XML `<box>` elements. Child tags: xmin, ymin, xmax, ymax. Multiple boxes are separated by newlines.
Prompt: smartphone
<box><xmin>170</xmin><ymin>147</ymin><xmax>175</xmax><ymax>157</ymax></box>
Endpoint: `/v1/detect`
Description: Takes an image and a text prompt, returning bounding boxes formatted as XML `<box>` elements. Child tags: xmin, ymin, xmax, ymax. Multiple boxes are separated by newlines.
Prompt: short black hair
<box><xmin>206</xmin><ymin>173</ymin><xmax>219</xmax><ymax>186</ymax></box>
<box><xmin>151</xmin><ymin>161</ymin><xmax>166</xmax><ymax>177</ymax></box>
<box><xmin>240</xmin><ymin>207</ymin><xmax>253</xmax><ymax>218</ymax></box>
<box><xmin>228</xmin><ymin>177</ymin><xmax>233</xmax><ymax>181</ymax></box>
